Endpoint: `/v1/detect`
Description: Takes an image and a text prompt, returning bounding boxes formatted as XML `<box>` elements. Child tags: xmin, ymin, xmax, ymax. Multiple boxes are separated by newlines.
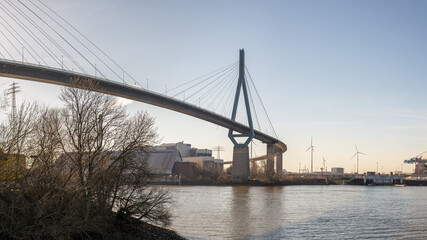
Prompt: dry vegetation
<box><xmin>0</xmin><ymin>81</ymin><xmax>177</xmax><ymax>240</ymax></box>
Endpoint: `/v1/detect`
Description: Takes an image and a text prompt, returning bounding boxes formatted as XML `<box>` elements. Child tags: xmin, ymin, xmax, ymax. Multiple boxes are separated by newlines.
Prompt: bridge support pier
<box><xmin>232</xmin><ymin>146</ymin><xmax>250</xmax><ymax>181</ymax></box>
<box><xmin>266</xmin><ymin>144</ymin><xmax>275</xmax><ymax>177</ymax></box>
<box><xmin>276</xmin><ymin>151</ymin><xmax>283</xmax><ymax>175</ymax></box>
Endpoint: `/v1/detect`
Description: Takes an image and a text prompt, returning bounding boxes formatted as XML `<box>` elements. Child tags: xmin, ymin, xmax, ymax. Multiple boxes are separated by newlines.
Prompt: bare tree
<box><xmin>0</xmin><ymin>80</ymin><xmax>171</xmax><ymax>239</ymax></box>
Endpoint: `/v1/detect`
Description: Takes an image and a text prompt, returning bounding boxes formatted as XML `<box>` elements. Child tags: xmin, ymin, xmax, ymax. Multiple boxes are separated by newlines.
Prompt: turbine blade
<box><xmin>359</xmin><ymin>152</ymin><xmax>366</xmax><ymax>155</ymax></box>
<box><xmin>306</xmin><ymin>146</ymin><xmax>311</xmax><ymax>152</ymax></box>
<box><xmin>351</xmin><ymin>152</ymin><xmax>357</xmax><ymax>159</ymax></box>
<box><xmin>355</xmin><ymin>143</ymin><xmax>358</xmax><ymax>152</ymax></box>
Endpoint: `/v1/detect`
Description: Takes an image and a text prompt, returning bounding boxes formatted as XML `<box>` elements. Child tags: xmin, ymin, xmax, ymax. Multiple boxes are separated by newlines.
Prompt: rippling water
<box><xmin>166</xmin><ymin>185</ymin><xmax>427</xmax><ymax>239</ymax></box>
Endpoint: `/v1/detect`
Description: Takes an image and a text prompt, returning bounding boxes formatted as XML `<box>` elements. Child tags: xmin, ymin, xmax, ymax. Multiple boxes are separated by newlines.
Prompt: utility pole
<box><xmin>376</xmin><ymin>162</ymin><xmax>379</xmax><ymax>173</ymax></box>
<box><xmin>6</xmin><ymin>82</ymin><xmax>21</xmax><ymax>128</ymax></box>
<box><xmin>212</xmin><ymin>146</ymin><xmax>225</xmax><ymax>159</ymax></box>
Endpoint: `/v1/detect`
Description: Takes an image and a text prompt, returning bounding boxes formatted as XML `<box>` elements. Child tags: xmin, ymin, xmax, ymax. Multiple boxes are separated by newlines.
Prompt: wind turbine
<box><xmin>306</xmin><ymin>137</ymin><xmax>315</xmax><ymax>172</ymax></box>
<box><xmin>323</xmin><ymin>156</ymin><xmax>326</xmax><ymax>170</ymax></box>
<box><xmin>351</xmin><ymin>144</ymin><xmax>366</xmax><ymax>174</ymax></box>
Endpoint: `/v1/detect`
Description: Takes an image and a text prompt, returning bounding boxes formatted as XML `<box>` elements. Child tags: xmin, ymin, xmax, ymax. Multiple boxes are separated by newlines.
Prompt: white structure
<box><xmin>331</xmin><ymin>167</ymin><xmax>344</xmax><ymax>175</ymax></box>
<box><xmin>156</xmin><ymin>142</ymin><xmax>191</xmax><ymax>157</ymax></box>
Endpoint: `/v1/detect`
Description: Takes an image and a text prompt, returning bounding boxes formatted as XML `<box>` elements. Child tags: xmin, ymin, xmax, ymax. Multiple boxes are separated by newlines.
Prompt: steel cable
<box><xmin>245</xmin><ymin>66</ymin><xmax>277</xmax><ymax>138</ymax></box>
<box><xmin>28</xmin><ymin>0</ymin><xmax>123</xmax><ymax>82</ymax></box>
<box><xmin>2</xmin><ymin>1</ymin><xmax>72</xmax><ymax>71</ymax></box>
<box><xmin>11</xmin><ymin>0</ymin><xmax>90</xmax><ymax>75</ymax></box>
<box><xmin>36</xmin><ymin>0</ymin><xmax>140</xmax><ymax>85</ymax></box>
<box><xmin>0</xmin><ymin>19</ymin><xmax>40</xmax><ymax>63</ymax></box>
<box><xmin>194</xmin><ymin>65</ymin><xmax>238</xmax><ymax>105</ymax></box>
<box><xmin>166</xmin><ymin>62</ymin><xmax>237</xmax><ymax>94</ymax></box>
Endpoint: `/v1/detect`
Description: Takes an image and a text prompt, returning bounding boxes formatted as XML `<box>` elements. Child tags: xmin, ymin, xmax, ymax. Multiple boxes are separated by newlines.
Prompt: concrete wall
<box><xmin>266</xmin><ymin>144</ymin><xmax>275</xmax><ymax>177</ymax></box>
<box><xmin>232</xmin><ymin>146</ymin><xmax>249</xmax><ymax>181</ymax></box>
<box><xmin>276</xmin><ymin>152</ymin><xmax>283</xmax><ymax>174</ymax></box>
<box><xmin>183</xmin><ymin>156</ymin><xmax>223</xmax><ymax>173</ymax></box>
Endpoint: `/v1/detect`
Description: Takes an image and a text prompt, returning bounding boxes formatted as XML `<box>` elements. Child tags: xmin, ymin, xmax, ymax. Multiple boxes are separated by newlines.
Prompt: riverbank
<box><xmin>152</xmin><ymin>175</ymin><xmax>427</xmax><ymax>187</ymax></box>
<box><xmin>105</xmin><ymin>221</ymin><xmax>185</xmax><ymax>240</ymax></box>
<box><xmin>156</xmin><ymin>175</ymin><xmax>340</xmax><ymax>186</ymax></box>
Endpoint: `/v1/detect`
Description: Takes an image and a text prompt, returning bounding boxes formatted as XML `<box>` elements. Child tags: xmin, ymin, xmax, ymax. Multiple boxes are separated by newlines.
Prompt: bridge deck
<box><xmin>0</xmin><ymin>59</ymin><xmax>287</xmax><ymax>153</ymax></box>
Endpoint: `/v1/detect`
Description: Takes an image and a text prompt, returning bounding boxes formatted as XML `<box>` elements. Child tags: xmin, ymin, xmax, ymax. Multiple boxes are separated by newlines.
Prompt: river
<box><xmin>166</xmin><ymin>185</ymin><xmax>427</xmax><ymax>239</ymax></box>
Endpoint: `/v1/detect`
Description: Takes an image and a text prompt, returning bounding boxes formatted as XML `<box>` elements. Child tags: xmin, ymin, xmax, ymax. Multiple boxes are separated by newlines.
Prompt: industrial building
<box><xmin>414</xmin><ymin>162</ymin><xmax>427</xmax><ymax>175</ymax></box>
<box><xmin>154</xmin><ymin>142</ymin><xmax>223</xmax><ymax>173</ymax></box>
<box><xmin>54</xmin><ymin>142</ymin><xmax>223</xmax><ymax>181</ymax></box>
<box><xmin>146</xmin><ymin>149</ymin><xmax>182</xmax><ymax>175</ymax></box>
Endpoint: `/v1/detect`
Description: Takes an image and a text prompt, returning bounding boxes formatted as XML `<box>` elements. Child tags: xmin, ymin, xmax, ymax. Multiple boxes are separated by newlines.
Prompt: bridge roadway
<box><xmin>0</xmin><ymin>59</ymin><xmax>287</xmax><ymax>154</ymax></box>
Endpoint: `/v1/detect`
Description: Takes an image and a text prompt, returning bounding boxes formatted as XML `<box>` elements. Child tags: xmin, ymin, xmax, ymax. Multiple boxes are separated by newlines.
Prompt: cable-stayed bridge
<box><xmin>0</xmin><ymin>0</ymin><xmax>286</xmax><ymax>181</ymax></box>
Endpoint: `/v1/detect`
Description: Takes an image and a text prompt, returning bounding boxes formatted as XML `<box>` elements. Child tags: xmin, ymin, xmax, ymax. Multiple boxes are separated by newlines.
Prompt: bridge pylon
<box><xmin>266</xmin><ymin>144</ymin><xmax>275</xmax><ymax>178</ymax></box>
<box><xmin>228</xmin><ymin>49</ymin><xmax>254</xmax><ymax>181</ymax></box>
<box><xmin>276</xmin><ymin>151</ymin><xmax>283</xmax><ymax>175</ymax></box>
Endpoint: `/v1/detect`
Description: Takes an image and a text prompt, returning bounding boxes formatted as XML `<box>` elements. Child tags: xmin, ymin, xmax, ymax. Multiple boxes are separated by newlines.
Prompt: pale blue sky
<box><xmin>1</xmin><ymin>0</ymin><xmax>427</xmax><ymax>173</ymax></box>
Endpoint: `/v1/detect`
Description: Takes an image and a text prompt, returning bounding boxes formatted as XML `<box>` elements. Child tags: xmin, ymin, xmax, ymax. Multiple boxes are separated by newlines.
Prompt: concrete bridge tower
<box><xmin>228</xmin><ymin>49</ymin><xmax>254</xmax><ymax>181</ymax></box>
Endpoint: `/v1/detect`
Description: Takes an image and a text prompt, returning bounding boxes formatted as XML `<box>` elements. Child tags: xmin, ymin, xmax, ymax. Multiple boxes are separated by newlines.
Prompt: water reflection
<box><xmin>230</xmin><ymin>186</ymin><xmax>251</xmax><ymax>239</ymax></box>
<box><xmin>168</xmin><ymin>185</ymin><xmax>427</xmax><ymax>240</ymax></box>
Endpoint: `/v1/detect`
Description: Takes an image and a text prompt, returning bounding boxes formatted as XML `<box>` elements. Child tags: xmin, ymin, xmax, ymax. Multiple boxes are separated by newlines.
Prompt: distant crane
<box><xmin>351</xmin><ymin>144</ymin><xmax>366</xmax><ymax>174</ymax></box>
<box><xmin>403</xmin><ymin>150</ymin><xmax>427</xmax><ymax>164</ymax></box>
<box><xmin>403</xmin><ymin>151</ymin><xmax>427</xmax><ymax>175</ymax></box>
<box><xmin>306</xmin><ymin>137</ymin><xmax>315</xmax><ymax>172</ymax></box>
